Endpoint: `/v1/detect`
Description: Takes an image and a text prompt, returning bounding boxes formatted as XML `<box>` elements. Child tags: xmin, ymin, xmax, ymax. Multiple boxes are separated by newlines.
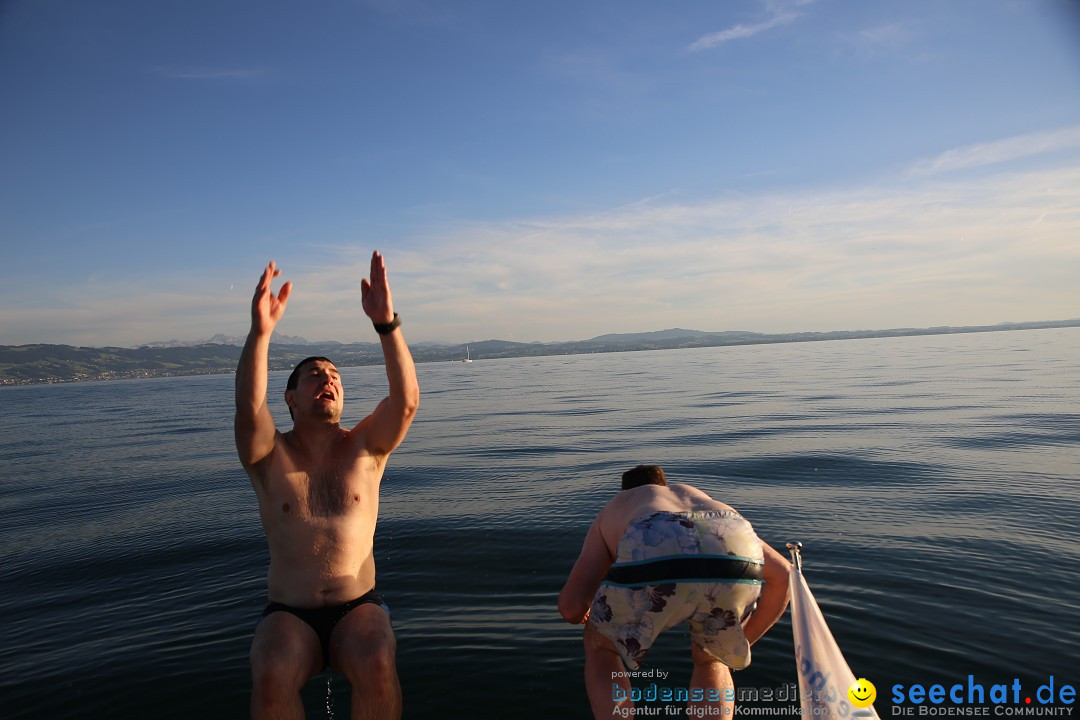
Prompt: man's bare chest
<box><xmin>269</xmin><ymin>452</ymin><xmax>380</xmax><ymax>519</ymax></box>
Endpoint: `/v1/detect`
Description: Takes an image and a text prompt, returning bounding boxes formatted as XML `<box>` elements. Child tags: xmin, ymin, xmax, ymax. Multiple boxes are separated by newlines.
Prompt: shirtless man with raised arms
<box><xmin>235</xmin><ymin>251</ymin><xmax>419</xmax><ymax>720</ymax></box>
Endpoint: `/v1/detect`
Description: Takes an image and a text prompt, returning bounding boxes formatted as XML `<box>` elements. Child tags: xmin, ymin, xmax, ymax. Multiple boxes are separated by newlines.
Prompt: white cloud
<box><xmin>855</xmin><ymin>22</ymin><xmax>917</xmax><ymax>53</ymax></box>
<box><xmin>4</xmin><ymin>160</ymin><xmax>1078</xmax><ymax>347</ymax></box>
<box><xmin>908</xmin><ymin>126</ymin><xmax>1080</xmax><ymax>177</ymax></box>
<box><xmin>0</xmin><ymin>283</ymin><xmax>243</xmax><ymax>347</ymax></box>
<box><xmin>272</xmin><ymin>163</ymin><xmax>1080</xmax><ymax>343</ymax></box>
<box><xmin>688</xmin><ymin>4</ymin><xmax>802</xmax><ymax>51</ymax></box>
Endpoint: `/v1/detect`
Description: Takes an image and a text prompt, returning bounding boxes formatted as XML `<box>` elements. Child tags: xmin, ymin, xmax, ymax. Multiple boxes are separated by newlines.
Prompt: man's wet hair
<box><xmin>622</xmin><ymin>465</ymin><xmax>667</xmax><ymax>490</ymax></box>
<box><xmin>286</xmin><ymin>356</ymin><xmax>334</xmax><ymax>391</ymax></box>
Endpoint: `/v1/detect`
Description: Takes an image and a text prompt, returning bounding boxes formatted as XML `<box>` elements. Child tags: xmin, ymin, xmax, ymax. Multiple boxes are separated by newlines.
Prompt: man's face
<box><xmin>287</xmin><ymin>360</ymin><xmax>344</xmax><ymax>422</ymax></box>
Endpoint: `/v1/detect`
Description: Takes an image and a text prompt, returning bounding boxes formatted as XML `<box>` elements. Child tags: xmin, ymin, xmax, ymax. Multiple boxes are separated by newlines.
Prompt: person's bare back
<box><xmin>594</xmin><ymin>483</ymin><xmax>736</xmax><ymax>558</ymax></box>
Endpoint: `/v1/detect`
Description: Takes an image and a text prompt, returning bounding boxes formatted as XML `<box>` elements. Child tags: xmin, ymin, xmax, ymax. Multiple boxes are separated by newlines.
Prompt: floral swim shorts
<box><xmin>588</xmin><ymin>510</ymin><xmax>764</xmax><ymax>670</ymax></box>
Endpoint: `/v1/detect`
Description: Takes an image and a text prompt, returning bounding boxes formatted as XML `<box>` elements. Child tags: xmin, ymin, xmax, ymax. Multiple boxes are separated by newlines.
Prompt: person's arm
<box><xmin>558</xmin><ymin>517</ymin><xmax>614</xmax><ymax>624</ymax></box>
<box><xmin>743</xmin><ymin>541</ymin><xmax>792</xmax><ymax>646</ymax></box>
<box><xmin>235</xmin><ymin>261</ymin><xmax>292</xmax><ymax>468</ymax></box>
<box><xmin>354</xmin><ymin>251</ymin><xmax>419</xmax><ymax>455</ymax></box>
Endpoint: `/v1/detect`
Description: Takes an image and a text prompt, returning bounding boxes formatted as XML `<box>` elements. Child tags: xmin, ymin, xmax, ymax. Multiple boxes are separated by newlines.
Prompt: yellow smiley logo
<box><xmin>848</xmin><ymin>678</ymin><xmax>877</xmax><ymax>708</ymax></box>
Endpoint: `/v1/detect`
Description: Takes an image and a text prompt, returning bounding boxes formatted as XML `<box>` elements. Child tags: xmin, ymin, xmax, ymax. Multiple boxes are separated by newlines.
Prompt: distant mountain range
<box><xmin>141</xmin><ymin>332</ymin><xmax>313</xmax><ymax>347</ymax></box>
<box><xmin>137</xmin><ymin>327</ymin><xmax>758</xmax><ymax>349</ymax></box>
<box><xmin>1</xmin><ymin>318</ymin><xmax>1077</xmax><ymax>385</ymax></box>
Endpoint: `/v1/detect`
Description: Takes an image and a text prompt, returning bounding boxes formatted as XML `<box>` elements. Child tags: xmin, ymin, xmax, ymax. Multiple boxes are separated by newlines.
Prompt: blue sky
<box><xmin>2</xmin><ymin>0</ymin><xmax>1078</xmax><ymax>346</ymax></box>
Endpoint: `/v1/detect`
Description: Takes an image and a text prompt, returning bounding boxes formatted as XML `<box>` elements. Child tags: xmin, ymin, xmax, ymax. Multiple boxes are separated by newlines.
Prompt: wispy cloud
<box><xmin>688</xmin><ymin>2</ymin><xmax>807</xmax><ymax>51</ymax></box>
<box><xmin>908</xmin><ymin>126</ymin><xmax>1080</xmax><ymax>177</ymax></box>
<box><xmin>5</xmin><ymin>153</ymin><xmax>1078</xmax><ymax>346</ymax></box>
<box><xmin>0</xmin><ymin>280</ymin><xmax>244</xmax><ymax>348</ymax></box>
<box><xmin>858</xmin><ymin>22</ymin><xmax>914</xmax><ymax>50</ymax></box>
<box><xmin>268</xmin><ymin>162</ymin><xmax>1080</xmax><ymax>343</ymax></box>
<box><xmin>545</xmin><ymin>49</ymin><xmax>653</xmax><ymax>97</ymax></box>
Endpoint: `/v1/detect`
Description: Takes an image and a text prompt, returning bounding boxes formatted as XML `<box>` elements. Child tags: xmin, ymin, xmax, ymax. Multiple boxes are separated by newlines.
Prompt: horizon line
<box><xmin>5</xmin><ymin>317</ymin><xmax>1078</xmax><ymax>351</ymax></box>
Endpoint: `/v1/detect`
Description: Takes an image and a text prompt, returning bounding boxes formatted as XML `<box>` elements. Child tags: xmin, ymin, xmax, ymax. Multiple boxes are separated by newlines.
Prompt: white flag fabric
<box><xmin>789</xmin><ymin>561</ymin><xmax>880</xmax><ymax>720</ymax></box>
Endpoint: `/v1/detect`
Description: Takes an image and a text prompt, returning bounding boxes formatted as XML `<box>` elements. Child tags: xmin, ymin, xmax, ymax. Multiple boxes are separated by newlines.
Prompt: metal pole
<box><xmin>786</xmin><ymin>540</ymin><xmax>803</xmax><ymax>572</ymax></box>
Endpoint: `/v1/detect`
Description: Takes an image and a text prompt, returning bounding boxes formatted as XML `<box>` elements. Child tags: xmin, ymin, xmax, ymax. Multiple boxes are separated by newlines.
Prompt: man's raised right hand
<box><xmin>251</xmin><ymin>261</ymin><xmax>292</xmax><ymax>337</ymax></box>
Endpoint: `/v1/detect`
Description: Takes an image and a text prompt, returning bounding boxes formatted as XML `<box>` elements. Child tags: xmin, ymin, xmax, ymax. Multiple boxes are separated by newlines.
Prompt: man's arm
<box><xmin>235</xmin><ymin>261</ymin><xmax>292</xmax><ymax>467</ymax></box>
<box><xmin>743</xmin><ymin>541</ymin><xmax>792</xmax><ymax>646</ymax></box>
<box><xmin>558</xmin><ymin>517</ymin><xmax>613</xmax><ymax>624</ymax></box>
<box><xmin>354</xmin><ymin>251</ymin><xmax>420</xmax><ymax>455</ymax></box>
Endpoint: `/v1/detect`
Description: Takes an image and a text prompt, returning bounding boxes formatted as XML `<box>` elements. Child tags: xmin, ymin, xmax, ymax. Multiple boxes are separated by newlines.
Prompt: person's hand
<box><xmin>360</xmin><ymin>251</ymin><xmax>395</xmax><ymax>324</ymax></box>
<box><xmin>251</xmin><ymin>261</ymin><xmax>292</xmax><ymax>336</ymax></box>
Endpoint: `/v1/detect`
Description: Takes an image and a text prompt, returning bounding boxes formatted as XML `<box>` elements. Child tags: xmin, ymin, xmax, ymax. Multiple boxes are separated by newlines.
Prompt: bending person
<box><xmin>235</xmin><ymin>251</ymin><xmax>419</xmax><ymax>720</ymax></box>
<box><xmin>558</xmin><ymin>465</ymin><xmax>791</xmax><ymax>718</ymax></box>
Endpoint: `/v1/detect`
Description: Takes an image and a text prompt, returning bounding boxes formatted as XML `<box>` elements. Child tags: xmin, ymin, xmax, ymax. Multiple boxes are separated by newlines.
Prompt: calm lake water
<box><xmin>1</xmin><ymin>328</ymin><xmax>1078</xmax><ymax>718</ymax></box>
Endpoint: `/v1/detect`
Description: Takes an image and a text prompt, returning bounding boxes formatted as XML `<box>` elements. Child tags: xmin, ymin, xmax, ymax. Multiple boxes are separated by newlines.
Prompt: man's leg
<box><xmin>250</xmin><ymin>612</ymin><xmax>323</xmax><ymax>720</ymax></box>
<box><xmin>689</xmin><ymin>641</ymin><xmax>735</xmax><ymax>717</ymax></box>
<box><xmin>329</xmin><ymin>602</ymin><xmax>402</xmax><ymax>720</ymax></box>
<box><xmin>584</xmin><ymin>621</ymin><xmax>632</xmax><ymax>719</ymax></box>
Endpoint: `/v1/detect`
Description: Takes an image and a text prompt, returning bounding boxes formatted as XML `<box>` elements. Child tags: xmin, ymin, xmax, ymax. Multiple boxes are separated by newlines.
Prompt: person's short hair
<box><xmin>286</xmin><ymin>356</ymin><xmax>334</xmax><ymax>391</ymax></box>
<box><xmin>621</xmin><ymin>465</ymin><xmax>667</xmax><ymax>490</ymax></box>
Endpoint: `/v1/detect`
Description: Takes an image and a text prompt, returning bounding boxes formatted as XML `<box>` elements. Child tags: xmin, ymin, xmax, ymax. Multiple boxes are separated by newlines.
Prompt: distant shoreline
<box><xmin>1</xmin><ymin>319</ymin><xmax>1077</xmax><ymax>386</ymax></box>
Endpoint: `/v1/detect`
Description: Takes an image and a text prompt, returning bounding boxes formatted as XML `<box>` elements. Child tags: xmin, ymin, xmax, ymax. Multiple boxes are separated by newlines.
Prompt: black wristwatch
<box><xmin>373</xmin><ymin>313</ymin><xmax>401</xmax><ymax>336</ymax></box>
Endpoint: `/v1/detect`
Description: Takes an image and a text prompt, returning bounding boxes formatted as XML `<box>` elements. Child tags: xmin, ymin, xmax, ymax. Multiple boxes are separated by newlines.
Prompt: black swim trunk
<box><xmin>260</xmin><ymin>589</ymin><xmax>391</xmax><ymax>667</ymax></box>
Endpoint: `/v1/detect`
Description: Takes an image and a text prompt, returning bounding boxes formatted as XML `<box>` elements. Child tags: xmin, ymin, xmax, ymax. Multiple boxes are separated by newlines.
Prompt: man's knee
<box><xmin>341</xmin><ymin>642</ymin><xmax>396</xmax><ymax>687</ymax></box>
<box><xmin>331</xmin><ymin>606</ymin><xmax>398</xmax><ymax>690</ymax></box>
<box><xmin>250</xmin><ymin>615</ymin><xmax>321</xmax><ymax>694</ymax></box>
<box><xmin>252</xmin><ymin>648</ymin><xmax>303</xmax><ymax>687</ymax></box>
<box><xmin>251</xmin><ymin>652</ymin><xmax>307</xmax><ymax>716</ymax></box>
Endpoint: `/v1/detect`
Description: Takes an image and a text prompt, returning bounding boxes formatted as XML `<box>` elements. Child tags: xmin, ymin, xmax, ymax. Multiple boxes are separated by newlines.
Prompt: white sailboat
<box><xmin>462</xmin><ymin>345</ymin><xmax>473</xmax><ymax>363</ymax></box>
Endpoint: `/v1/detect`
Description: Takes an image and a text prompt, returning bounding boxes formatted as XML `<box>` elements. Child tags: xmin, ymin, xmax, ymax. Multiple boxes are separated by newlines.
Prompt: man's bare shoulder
<box><xmin>668</xmin><ymin>482</ymin><xmax>721</xmax><ymax>502</ymax></box>
<box><xmin>338</xmin><ymin>410</ymin><xmax>391</xmax><ymax>455</ymax></box>
<box><xmin>671</xmin><ymin>483</ymin><xmax>740</xmax><ymax>512</ymax></box>
<box><xmin>595</xmin><ymin>485</ymin><xmax>669</xmax><ymax>535</ymax></box>
<box><xmin>596</xmin><ymin>485</ymin><xmax>653</xmax><ymax>516</ymax></box>
<box><xmin>241</xmin><ymin>429</ymin><xmax>286</xmax><ymax>471</ymax></box>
